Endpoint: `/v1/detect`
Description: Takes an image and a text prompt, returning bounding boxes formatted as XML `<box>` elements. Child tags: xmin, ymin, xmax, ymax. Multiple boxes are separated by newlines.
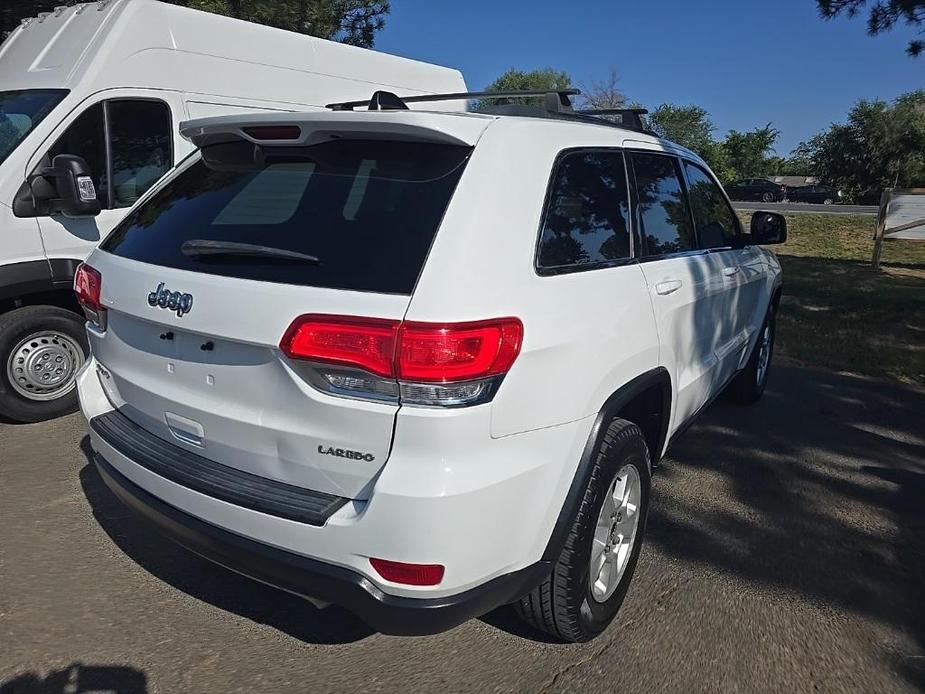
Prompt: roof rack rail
<box><xmin>576</xmin><ymin>108</ymin><xmax>649</xmax><ymax>130</ymax></box>
<box><xmin>325</xmin><ymin>89</ymin><xmax>580</xmax><ymax>112</ymax></box>
<box><xmin>324</xmin><ymin>89</ymin><xmax>651</xmax><ymax>133</ymax></box>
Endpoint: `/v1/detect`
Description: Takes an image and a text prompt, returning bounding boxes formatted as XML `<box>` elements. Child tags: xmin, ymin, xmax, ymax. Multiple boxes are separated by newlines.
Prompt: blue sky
<box><xmin>375</xmin><ymin>0</ymin><xmax>922</xmax><ymax>155</ymax></box>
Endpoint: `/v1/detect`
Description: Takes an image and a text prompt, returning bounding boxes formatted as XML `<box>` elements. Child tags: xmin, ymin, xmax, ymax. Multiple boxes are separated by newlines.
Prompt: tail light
<box><xmin>74</xmin><ymin>263</ymin><xmax>106</xmax><ymax>329</ymax></box>
<box><xmin>280</xmin><ymin>315</ymin><xmax>523</xmax><ymax>407</ymax></box>
<box><xmin>370</xmin><ymin>558</ymin><xmax>444</xmax><ymax>586</ymax></box>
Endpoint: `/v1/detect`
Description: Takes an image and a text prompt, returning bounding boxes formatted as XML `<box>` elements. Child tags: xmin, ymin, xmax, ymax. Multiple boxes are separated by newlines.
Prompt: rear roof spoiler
<box><xmin>179</xmin><ymin>111</ymin><xmax>490</xmax><ymax>149</ymax></box>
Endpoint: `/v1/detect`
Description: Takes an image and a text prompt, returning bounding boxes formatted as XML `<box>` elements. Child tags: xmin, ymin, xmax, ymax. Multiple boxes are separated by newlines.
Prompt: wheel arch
<box><xmin>0</xmin><ymin>259</ymin><xmax>83</xmax><ymax>315</ymax></box>
<box><xmin>541</xmin><ymin>367</ymin><xmax>671</xmax><ymax>562</ymax></box>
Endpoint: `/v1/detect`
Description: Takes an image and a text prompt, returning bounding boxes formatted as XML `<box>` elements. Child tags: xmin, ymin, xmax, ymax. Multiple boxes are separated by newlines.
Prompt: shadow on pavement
<box><xmin>78</xmin><ymin>437</ymin><xmax>374</xmax><ymax>646</ymax></box>
<box><xmin>649</xmin><ymin>362</ymin><xmax>925</xmax><ymax>690</ymax></box>
<box><xmin>0</xmin><ymin>663</ymin><xmax>147</xmax><ymax>694</ymax></box>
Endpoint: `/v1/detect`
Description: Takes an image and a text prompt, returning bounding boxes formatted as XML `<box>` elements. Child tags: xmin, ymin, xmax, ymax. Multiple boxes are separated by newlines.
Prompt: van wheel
<box><xmin>514</xmin><ymin>419</ymin><xmax>650</xmax><ymax>642</ymax></box>
<box><xmin>726</xmin><ymin>305</ymin><xmax>775</xmax><ymax>405</ymax></box>
<box><xmin>0</xmin><ymin>306</ymin><xmax>89</xmax><ymax>423</ymax></box>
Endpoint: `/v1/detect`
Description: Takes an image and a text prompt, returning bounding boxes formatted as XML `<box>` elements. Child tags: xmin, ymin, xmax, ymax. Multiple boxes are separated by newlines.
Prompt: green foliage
<box><xmin>795</xmin><ymin>90</ymin><xmax>925</xmax><ymax>202</ymax></box>
<box><xmin>817</xmin><ymin>0</ymin><xmax>924</xmax><ymax>56</ymax></box>
<box><xmin>719</xmin><ymin>124</ymin><xmax>779</xmax><ymax>179</ymax></box>
<box><xmin>2</xmin><ymin>0</ymin><xmax>389</xmax><ymax>46</ymax></box>
<box><xmin>474</xmin><ymin>68</ymin><xmax>574</xmax><ymax>110</ymax></box>
<box><xmin>647</xmin><ymin>104</ymin><xmax>715</xmax><ymax>155</ymax></box>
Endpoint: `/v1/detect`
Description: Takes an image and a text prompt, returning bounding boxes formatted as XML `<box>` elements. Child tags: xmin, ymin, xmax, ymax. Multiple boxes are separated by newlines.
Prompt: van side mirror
<box><xmin>41</xmin><ymin>154</ymin><xmax>102</xmax><ymax>217</ymax></box>
<box><xmin>15</xmin><ymin>155</ymin><xmax>102</xmax><ymax>218</ymax></box>
<box><xmin>750</xmin><ymin>211</ymin><xmax>786</xmax><ymax>244</ymax></box>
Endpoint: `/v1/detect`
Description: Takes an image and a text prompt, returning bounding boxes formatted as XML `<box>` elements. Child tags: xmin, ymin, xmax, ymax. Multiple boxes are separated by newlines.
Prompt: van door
<box><xmin>630</xmin><ymin>151</ymin><xmax>726</xmax><ymax>426</ymax></box>
<box><xmin>33</xmin><ymin>96</ymin><xmax>176</xmax><ymax>262</ymax></box>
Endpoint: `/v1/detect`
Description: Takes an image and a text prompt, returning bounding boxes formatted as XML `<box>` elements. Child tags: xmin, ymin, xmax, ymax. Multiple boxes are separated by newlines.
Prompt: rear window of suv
<box><xmin>101</xmin><ymin>139</ymin><xmax>471</xmax><ymax>294</ymax></box>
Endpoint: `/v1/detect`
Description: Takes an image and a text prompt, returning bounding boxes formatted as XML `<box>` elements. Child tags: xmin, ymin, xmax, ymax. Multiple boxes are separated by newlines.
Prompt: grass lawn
<box><xmin>736</xmin><ymin>212</ymin><xmax>925</xmax><ymax>385</ymax></box>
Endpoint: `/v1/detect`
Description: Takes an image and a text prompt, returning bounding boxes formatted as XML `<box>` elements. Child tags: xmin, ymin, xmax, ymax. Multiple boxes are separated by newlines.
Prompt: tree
<box><xmin>2</xmin><ymin>0</ymin><xmax>389</xmax><ymax>47</ymax></box>
<box><xmin>817</xmin><ymin>0</ymin><xmax>924</xmax><ymax>56</ymax></box>
<box><xmin>796</xmin><ymin>89</ymin><xmax>925</xmax><ymax>202</ymax></box>
<box><xmin>720</xmin><ymin>125</ymin><xmax>780</xmax><ymax>179</ymax></box>
<box><xmin>474</xmin><ymin>68</ymin><xmax>574</xmax><ymax>110</ymax></box>
<box><xmin>579</xmin><ymin>69</ymin><xmax>627</xmax><ymax>110</ymax></box>
<box><xmin>647</xmin><ymin>104</ymin><xmax>716</xmax><ymax>155</ymax></box>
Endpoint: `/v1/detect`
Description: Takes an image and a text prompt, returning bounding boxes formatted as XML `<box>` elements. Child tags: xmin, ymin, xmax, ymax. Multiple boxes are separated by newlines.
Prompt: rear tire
<box><xmin>0</xmin><ymin>306</ymin><xmax>89</xmax><ymax>423</ymax></box>
<box><xmin>726</xmin><ymin>304</ymin><xmax>775</xmax><ymax>405</ymax></box>
<box><xmin>514</xmin><ymin>419</ymin><xmax>650</xmax><ymax>642</ymax></box>
<box><xmin>762</xmin><ymin>192</ymin><xmax>774</xmax><ymax>203</ymax></box>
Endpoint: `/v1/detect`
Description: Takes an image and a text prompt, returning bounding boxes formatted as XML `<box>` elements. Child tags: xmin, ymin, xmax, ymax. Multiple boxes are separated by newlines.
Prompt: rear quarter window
<box><xmin>101</xmin><ymin>139</ymin><xmax>471</xmax><ymax>294</ymax></box>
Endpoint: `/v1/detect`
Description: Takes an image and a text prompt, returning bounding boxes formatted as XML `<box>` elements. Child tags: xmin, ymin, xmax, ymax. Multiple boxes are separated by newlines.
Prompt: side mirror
<box><xmin>750</xmin><ymin>211</ymin><xmax>787</xmax><ymax>244</ymax></box>
<box><xmin>42</xmin><ymin>154</ymin><xmax>102</xmax><ymax>217</ymax></box>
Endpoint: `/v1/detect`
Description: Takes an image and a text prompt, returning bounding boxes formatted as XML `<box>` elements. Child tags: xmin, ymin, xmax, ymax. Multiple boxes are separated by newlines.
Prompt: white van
<box><xmin>0</xmin><ymin>0</ymin><xmax>466</xmax><ymax>422</ymax></box>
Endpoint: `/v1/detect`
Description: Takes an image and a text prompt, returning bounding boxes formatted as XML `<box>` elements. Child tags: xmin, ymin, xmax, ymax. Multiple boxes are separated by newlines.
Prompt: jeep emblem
<box><xmin>148</xmin><ymin>282</ymin><xmax>193</xmax><ymax>317</ymax></box>
<box><xmin>318</xmin><ymin>445</ymin><xmax>375</xmax><ymax>462</ymax></box>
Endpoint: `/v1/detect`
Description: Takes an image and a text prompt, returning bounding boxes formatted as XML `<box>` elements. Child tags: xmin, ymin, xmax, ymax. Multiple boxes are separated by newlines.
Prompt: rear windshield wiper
<box><xmin>180</xmin><ymin>240</ymin><xmax>320</xmax><ymax>264</ymax></box>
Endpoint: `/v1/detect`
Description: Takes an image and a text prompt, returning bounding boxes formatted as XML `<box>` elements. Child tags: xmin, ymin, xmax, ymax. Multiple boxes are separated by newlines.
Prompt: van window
<box><xmin>0</xmin><ymin>89</ymin><xmax>67</xmax><ymax>164</ymax></box>
<box><xmin>109</xmin><ymin>100</ymin><xmax>172</xmax><ymax>208</ymax></box>
<box><xmin>101</xmin><ymin>139</ymin><xmax>472</xmax><ymax>294</ymax></box>
<box><xmin>537</xmin><ymin>150</ymin><xmax>631</xmax><ymax>272</ymax></box>
<box><xmin>631</xmin><ymin>152</ymin><xmax>693</xmax><ymax>256</ymax></box>
<box><xmin>683</xmin><ymin>161</ymin><xmax>739</xmax><ymax>249</ymax></box>
<box><xmin>47</xmin><ymin>103</ymin><xmax>107</xmax><ymax>205</ymax></box>
<box><xmin>44</xmin><ymin>99</ymin><xmax>172</xmax><ymax>210</ymax></box>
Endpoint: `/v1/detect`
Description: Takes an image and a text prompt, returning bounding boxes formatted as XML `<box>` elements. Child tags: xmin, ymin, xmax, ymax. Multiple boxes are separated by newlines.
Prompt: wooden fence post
<box><xmin>871</xmin><ymin>189</ymin><xmax>891</xmax><ymax>270</ymax></box>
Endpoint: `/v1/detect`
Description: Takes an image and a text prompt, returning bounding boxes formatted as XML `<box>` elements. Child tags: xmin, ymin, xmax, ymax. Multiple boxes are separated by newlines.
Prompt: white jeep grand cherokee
<box><xmin>76</xmin><ymin>90</ymin><xmax>784</xmax><ymax>642</ymax></box>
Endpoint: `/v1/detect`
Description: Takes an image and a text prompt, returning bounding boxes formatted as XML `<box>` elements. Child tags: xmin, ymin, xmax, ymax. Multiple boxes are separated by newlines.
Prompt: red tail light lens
<box><xmin>370</xmin><ymin>558</ymin><xmax>445</xmax><ymax>586</ymax></box>
<box><xmin>280</xmin><ymin>315</ymin><xmax>399</xmax><ymax>378</ymax></box>
<box><xmin>74</xmin><ymin>263</ymin><xmax>102</xmax><ymax>311</ymax></box>
<box><xmin>398</xmin><ymin>319</ymin><xmax>523</xmax><ymax>382</ymax></box>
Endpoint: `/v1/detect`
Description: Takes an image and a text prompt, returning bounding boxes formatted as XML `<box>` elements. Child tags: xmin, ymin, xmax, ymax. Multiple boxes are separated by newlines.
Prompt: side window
<box><xmin>43</xmin><ymin>99</ymin><xmax>171</xmax><ymax>210</ymax></box>
<box><xmin>108</xmin><ymin>100</ymin><xmax>172</xmax><ymax>208</ymax></box>
<box><xmin>47</xmin><ymin>103</ymin><xmax>106</xmax><ymax>205</ymax></box>
<box><xmin>683</xmin><ymin>161</ymin><xmax>739</xmax><ymax>249</ymax></box>
<box><xmin>537</xmin><ymin>150</ymin><xmax>631</xmax><ymax>272</ymax></box>
<box><xmin>631</xmin><ymin>152</ymin><xmax>693</xmax><ymax>256</ymax></box>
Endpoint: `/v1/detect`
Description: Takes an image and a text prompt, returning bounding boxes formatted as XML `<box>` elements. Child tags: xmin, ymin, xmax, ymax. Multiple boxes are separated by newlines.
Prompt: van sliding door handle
<box><xmin>722</xmin><ymin>266</ymin><xmax>740</xmax><ymax>277</ymax></box>
<box><xmin>655</xmin><ymin>279</ymin><xmax>683</xmax><ymax>295</ymax></box>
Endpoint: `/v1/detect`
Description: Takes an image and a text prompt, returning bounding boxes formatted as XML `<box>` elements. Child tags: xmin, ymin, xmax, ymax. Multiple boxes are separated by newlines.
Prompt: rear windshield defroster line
<box><xmin>101</xmin><ymin>139</ymin><xmax>472</xmax><ymax>295</ymax></box>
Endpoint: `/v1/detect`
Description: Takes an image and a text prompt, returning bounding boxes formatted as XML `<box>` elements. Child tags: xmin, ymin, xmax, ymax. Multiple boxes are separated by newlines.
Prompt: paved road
<box><xmin>2</xmin><ymin>362</ymin><xmax>924</xmax><ymax>694</ymax></box>
<box><xmin>734</xmin><ymin>201</ymin><xmax>878</xmax><ymax>215</ymax></box>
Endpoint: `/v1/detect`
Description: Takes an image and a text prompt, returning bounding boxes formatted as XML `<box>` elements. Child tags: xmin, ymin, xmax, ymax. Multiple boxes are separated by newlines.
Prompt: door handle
<box><xmin>655</xmin><ymin>279</ymin><xmax>683</xmax><ymax>295</ymax></box>
<box><xmin>722</xmin><ymin>266</ymin><xmax>740</xmax><ymax>277</ymax></box>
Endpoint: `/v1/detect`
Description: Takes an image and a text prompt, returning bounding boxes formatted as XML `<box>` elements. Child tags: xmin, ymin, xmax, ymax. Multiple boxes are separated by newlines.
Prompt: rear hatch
<box><xmin>87</xmin><ymin>117</ymin><xmax>478</xmax><ymax>499</ymax></box>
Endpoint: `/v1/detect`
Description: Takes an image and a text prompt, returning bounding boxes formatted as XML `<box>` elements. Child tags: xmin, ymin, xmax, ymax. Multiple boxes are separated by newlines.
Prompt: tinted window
<box><xmin>109</xmin><ymin>100</ymin><xmax>172</xmax><ymax>208</ymax></box>
<box><xmin>537</xmin><ymin>151</ymin><xmax>631</xmax><ymax>270</ymax></box>
<box><xmin>102</xmin><ymin>139</ymin><xmax>471</xmax><ymax>294</ymax></box>
<box><xmin>684</xmin><ymin>161</ymin><xmax>739</xmax><ymax>249</ymax></box>
<box><xmin>0</xmin><ymin>89</ymin><xmax>67</xmax><ymax>164</ymax></box>
<box><xmin>48</xmin><ymin>103</ymin><xmax>106</xmax><ymax>205</ymax></box>
<box><xmin>631</xmin><ymin>153</ymin><xmax>693</xmax><ymax>256</ymax></box>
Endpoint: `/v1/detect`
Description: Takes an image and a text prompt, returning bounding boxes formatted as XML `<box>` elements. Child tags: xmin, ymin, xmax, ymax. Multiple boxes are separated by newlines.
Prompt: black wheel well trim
<box><xmin>0</xmin><ymin>258</ymin><xmax>84</xmax><ymax>312</ymax></box>
<box><xmin>540</xmin><ymin>366</ymin><xmax>671</xmax><ymax>563</ymax></box>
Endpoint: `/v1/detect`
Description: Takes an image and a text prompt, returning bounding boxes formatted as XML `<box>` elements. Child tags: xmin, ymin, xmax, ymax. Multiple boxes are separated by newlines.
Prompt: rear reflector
<box><xmin>370</xmin><ymin>558</ymin><xmax>445</xmax><ymax>586</ymax></box>
<box><xmin>243</xmin><ymin>125</ymin><xmax>302</xmax><ymax>141</ymax></box>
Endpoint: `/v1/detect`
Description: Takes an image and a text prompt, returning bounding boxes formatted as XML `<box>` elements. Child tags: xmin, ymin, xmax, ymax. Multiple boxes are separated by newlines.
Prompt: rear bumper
<box><xmin>94</xmin><ymin>451</ymin><xmax>550</xmax><ymax>635</ymax></box>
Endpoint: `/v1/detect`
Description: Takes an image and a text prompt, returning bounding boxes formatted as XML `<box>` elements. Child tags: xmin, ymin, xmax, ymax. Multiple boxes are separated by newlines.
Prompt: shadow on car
<box><xmin>78</xmin><ymin>436</ymin><xmax>375</xmax><ymax>646</ymax></box>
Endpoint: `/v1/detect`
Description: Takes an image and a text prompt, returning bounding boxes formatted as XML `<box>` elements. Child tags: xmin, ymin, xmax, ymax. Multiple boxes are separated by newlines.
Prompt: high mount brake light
<box><xmin>74</xmin><ymin>263</ymin><xmax>106</xmax><ymax>329</ymax></box>
<box><xmin>280</xmin><ymin>315</ymin><xmax>523</xmax><ymax>407</ymax></box>
<box><xmin>242</xmin><ymin>125</ymin><xmax>302</xmax><ymax>141</ymax></box>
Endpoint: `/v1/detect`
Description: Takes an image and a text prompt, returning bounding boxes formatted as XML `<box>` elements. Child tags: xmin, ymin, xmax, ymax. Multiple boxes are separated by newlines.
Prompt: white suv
<box><xmin>76</xmin><ymin>90</ymin><xmax>784</xmax><ymax>642</ymax></box>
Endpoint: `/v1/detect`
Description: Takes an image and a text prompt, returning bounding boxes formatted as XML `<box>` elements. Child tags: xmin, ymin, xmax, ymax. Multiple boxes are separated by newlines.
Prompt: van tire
<box><xmin>0</xmin><ymin>306</ymin><xmax>89</xmax><ymax>423</ymax></box>
<box><xmin>514</xmin><ymin>419</ymin><xmax>650</xmax><ymax>642</ymax></box>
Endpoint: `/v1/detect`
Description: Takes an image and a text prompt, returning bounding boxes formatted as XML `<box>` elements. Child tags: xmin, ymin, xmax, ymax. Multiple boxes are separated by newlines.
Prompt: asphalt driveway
<box><xmin>2</xmin><ymin>362</ymin><xmax>923</xmax><ymax>693</ymax></box>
